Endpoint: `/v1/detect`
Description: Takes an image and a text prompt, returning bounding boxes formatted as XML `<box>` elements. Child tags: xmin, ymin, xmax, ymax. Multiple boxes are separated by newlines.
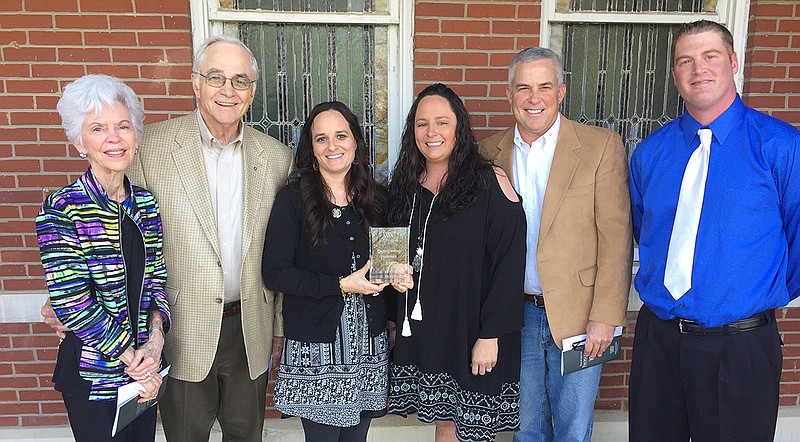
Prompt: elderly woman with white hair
<box><xmin>35</xmin><ymin>74</ymin><xmax>171</xmax><ymax>442</ymax></box>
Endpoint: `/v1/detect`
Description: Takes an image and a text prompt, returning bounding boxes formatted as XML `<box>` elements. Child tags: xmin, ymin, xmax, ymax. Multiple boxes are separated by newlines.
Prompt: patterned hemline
<box><xmin>388</xmin><ymin>364</ymin><xmax>520</xmax><ymax>442</ymax></box>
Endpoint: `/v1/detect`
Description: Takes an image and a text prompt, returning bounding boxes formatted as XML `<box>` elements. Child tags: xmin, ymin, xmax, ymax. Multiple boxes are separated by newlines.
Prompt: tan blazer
<box><xmin>479</xmin><ymin>117</ymin><xmax>632</xmax><ymax>348</ymax></box>
<box><xmin>128</xmin><ymin>112</ymin><xmax>293</xmax><ymax>381</ymax></box>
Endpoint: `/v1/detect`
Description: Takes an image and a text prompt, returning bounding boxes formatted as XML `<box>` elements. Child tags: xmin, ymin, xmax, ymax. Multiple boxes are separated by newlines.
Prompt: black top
<box><xmin>261</xmin><ymin>181</ymin><xmax>390</xmax><ymax>342</ymax></box>
<box><xmin>392</xmin><ymin>173</ymin><xmax>526</xmax><ymax>395</ymax></box>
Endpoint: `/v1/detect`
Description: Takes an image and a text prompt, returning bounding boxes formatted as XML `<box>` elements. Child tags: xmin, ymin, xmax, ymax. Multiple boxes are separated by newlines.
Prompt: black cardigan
<box><xmin>261</xmin><ymin>181</ymin><xmax>390</xmax><ymax>342</ymax></box>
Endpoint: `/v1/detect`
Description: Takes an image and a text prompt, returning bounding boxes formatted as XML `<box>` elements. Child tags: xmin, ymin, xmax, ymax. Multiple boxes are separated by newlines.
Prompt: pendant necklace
<box><xmin>332</xmin><ymin>206</ymin><xmax>342</xmax><ymax>219</ymax></box>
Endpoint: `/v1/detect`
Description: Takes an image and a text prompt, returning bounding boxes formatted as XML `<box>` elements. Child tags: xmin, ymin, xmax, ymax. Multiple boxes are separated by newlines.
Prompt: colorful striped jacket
<box><xmin>36</xmin><ymin>168</ymin><xmax>171</xmax><ymax>400</ymax></box>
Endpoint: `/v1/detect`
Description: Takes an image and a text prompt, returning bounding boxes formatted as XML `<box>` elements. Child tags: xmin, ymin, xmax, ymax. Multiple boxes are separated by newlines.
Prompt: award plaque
<box><xmin>369</xmin><ymin>227</ymin><xmax>411</xmax><ymax>283</ymax></box>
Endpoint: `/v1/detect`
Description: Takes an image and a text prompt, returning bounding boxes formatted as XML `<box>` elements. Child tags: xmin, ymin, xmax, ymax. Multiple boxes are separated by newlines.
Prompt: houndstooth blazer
<box><xmin>128</xmin><ymin>111</ymin><xmax>293</xmax><ymax>382</ymax></box>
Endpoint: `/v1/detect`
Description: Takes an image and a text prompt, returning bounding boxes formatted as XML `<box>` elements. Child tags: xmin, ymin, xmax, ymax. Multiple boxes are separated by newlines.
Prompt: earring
<box><xmin>313</xmin><ymin>160</ymin><xmax>319</xmax><ymax>171</ymax></box>
<box><xmin>135</xmin><ymin>147</ymin><xmax>139</xmax><ymax>155</ymax></box>
<box><xmin>78</xmin><ymin>152</ymin><xmax>87</xmax><ymax>159</ymax></box>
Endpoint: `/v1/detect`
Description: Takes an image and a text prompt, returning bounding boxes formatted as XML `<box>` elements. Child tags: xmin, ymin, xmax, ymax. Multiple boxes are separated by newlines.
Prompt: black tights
<box><xmin>300</xmin><ymin>417</ymin><xmax>372</xmax><ymax>442</ymax></box>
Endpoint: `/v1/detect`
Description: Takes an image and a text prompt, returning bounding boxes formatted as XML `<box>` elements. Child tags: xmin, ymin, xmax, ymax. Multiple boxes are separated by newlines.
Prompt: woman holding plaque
<box><xmin>262</xmin><ymin>101</ymin><xmax>412</xmax><ymax>441</ymax></box>
<box><xmin>387</xmin><ymin>83</ymin><xmax>526</xmax><ymax>442</ymax></box>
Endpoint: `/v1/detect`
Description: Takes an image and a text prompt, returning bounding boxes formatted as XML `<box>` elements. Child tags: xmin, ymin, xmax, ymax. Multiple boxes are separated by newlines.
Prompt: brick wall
<box><xmin>1</xmin><ymin>0</ymin><xmax>799</xmax><ymax>428</ymax></box>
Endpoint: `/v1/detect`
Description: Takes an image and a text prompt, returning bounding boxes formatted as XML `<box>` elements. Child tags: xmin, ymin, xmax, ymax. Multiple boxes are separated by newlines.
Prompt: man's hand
<box><xmin>41</xmin><ymin>301</ymin><xmax>70</xmax><ymax>339</ymax></box>
<box><xmin>584</xmin><ymin>320</ymin><xmax>615</xmax><ymax>361</ymax></box>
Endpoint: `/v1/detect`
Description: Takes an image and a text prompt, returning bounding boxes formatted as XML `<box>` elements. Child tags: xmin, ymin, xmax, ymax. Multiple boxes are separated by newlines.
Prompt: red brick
<box><xmin>84</xmin><ymin>31</ymin><xmax>138</xmax><ymax>46</ymax></box>
<box><xmin>599</xmin><ymin>374</ymin><xmax>626</xmax><ymax>386</ymax></box>
<box><xmin>489</xmin><ymin>51</ymin><xmax>517</xmax><ymax>68</ymax></box>
<box><xmin>127</xmin><ymin>81</ymin><xmax>167</xmax><ymax>96</ymax></box>
<box><xmin>441</xmin><ymin>19</ymin><xmax>490</xmax><ymax>34</ymax></box>
<box><xmin>138</xmin><ymin>31</ymin><xmax>192</xmax><ymax>47</ymax></box>
<box><xmin>35</xmin><ymin>348</ymin><xmax>57</xmax><ymax>362</ymax></box>
<box><xmin>464</xmin><ymin>98</ymin><xmax>511</xmax><ymax>112</ymax></box>
<box><xmin>751</xmin><ymin>95</ymin><xmax>788</xmax><ymax>109</ymax></box>
<box><xmin>441</xmin><ymin>51</ymin><xmax>489</xmax><ymax>66</ymax></box>
<box><xmin>449</xmin><ymin>83</ymin><xmax>488</xmax><ymax>98</ymax></box>
<box><xmin>415</xmin><ymin>35</ymin><xmax>464</xmax><ymax>50</ymax></box>
<box><xmin>163</xmin><ymin>15</ymin><xmax>191</xmax><ymax>29</ymax></box>
<box><xmin>414</xmin><ymin>67</ymin><xmax>463</xmax><ymax>82</ymax></box>
<box><xmin>0</xmin><ymin>390</ymin><xmax>18</xmax><ymax>402</ymax></box>
<box><xmin>25</xmin><ymin>0</ymin><xmax>78</xmax><ymax>11</ymax></box>
<box><xmin>35</xmin><ymin>95</ymin><xmax>61</xmax><ymax>110</ymax></box>
<box><xmin>0</xmin><ymin>95</ymin><xmax>34</xmax><ymax>109</ymax></box>
<box><xmin>0</xmin><ymin>376</ymin><xmax>37</xmax><ymax>388</ymax></box>
<box><xmin>5</xmin><ymin>80</ymin><xmax>59</xmax><ymax>94</ymax></box>
<box><xmin>110</xmin><ymin>47</ymin><xmax>164</xmax><ymax>63</ymax></box>
<box><xmin>750</xmin><ymin>2</ymin><xmax>794</xmax><ymax>17</ymax></box>
<box><xmin>415</xmin><ymin>18</ymin><xmax>439</xmax><ymax>33</ymax></box>
<box><xmin>0</xmin><ymin>128</ymin><xmax>37</xmax><ymax>142</ymax></box>
<box><xmin>31</xmin><ymin>64</ymin><xmax>86</xmax><ymax>79</ymax></box>
<box><xmin>595</xmin><ymin>399</ymin><xmax>624</xmax><ymax>410</ymax></box>
<box><xmin>39</xmin><ymin>402</ymin><xmax>68</xmax><ymax>415</ymax></box>
<box><xmin>38</xmin><ymin>128</ymin><xmax>68</xmax><ymax>142</ymax></box>
<box><xmin>166</xmin><ymin>81</ymin><xmax>194</xmax><ymax>97</ymax></box>
<box><xmin>55</xmin><ymin>14</ymin><xmax>108</xmax><ymax>29</ymax></box>
<box><xmin>0</xmin><ymin>323</ymin><xmax>31</xmax><ymax>334</ymax></box>
<box><xmin>780</xmin><ymin>396</ymin><xmax>799</xmax><ymax>406</ymax></box>
<box><xmin>748</xmin><ymin>49</ymin><xmax>776</xmax><ymax>63</ymax></box>
<box><xmin>488</xmin><ymin>114</ymin><xmax>516</xmax><ymax>128</ymax></box>
<box><xmin>464</xmin><ymin>67</ymin><xmax>506</xmax><ymax>82</ymax></box>
<box><xmin>515</xmin><ymin>36</ymin><xmax>538</xmax><ymax>49</ymax></box>
<box><xmin>752</xmin><ymin>34</ymin><xmax>791</xmax><ymax>48</ymax></box>
<box><xmin>778</xmin><ymin>19</ymin><xmax>800</xmax><ymax>33</ymax></box>
<box><xmin>517</xmin><ymin>4</ymin><xmax>541</xmax><ymax>19</ymax></box>
<box><xmin>0</xmin><ymin>403</ymin><xmax>39</xmax><ymax>415</ymax></box>
<box><xmin>751</xmin><ymin>18</ymin><xmax>778</xmax><ymax>33</ymax></box>
<box><xmin>416</xmin><ymin>2</ymin><xmax>466</xmax><ymax>18</ymax></box>
<box><xmin>42</xmin><ymin>159</ymin><xmax>88</xmax><ymax>173</ymax></box>
<box><xmin>414</xmin><ymin>51</ymin><xmax>439</xmax><ymax>66</ymax></box>
<box><xmin>466</xmin><ymin>36</ymin><xmax>515</xmax><ymax>50</ymax></box>
<box><xmin>163</xmin><ymin>48</ymin><xmax>193</xmax><ymax>63</ymax></box>
<box><xmin>135</xmin><ymin>0</ymin><xmax>190</xmax><ymax>14</ymax></box>
<box><xmin>492</xmin><ymin>20</ymin><xmax>535</xmax><ymax>35</ymax></box>
<box><xmin>58</xmin><ymin>47</ymin><xmax>110</xmax><ymax>63</ymax></box>
<box><xmin>772</xmin><ymin>111</ymin><xmax>800</xmax><ymax>126</ymax></box>
<box><xmin>108</xmin><ymin>14</ymin><xmax>164</xmax><ymax>29</ymax></box>
<box><xmin>0</xmin><ymin>0</ymin><xmax>22</xmax><ymax>11</ymax></box>
<box><xmin>10</xmin><ymin>112</ymin><xmax>60</xmax><ymax>126</ymax></box>
<box><xmin>21</xmin><ymin>415</ymin><xmax>69</xmax><ymax>426</ymax></box>
<box><xmin>80</xmin><ymin>0</ymin><xmax>134</xmax><ymax>12</ymax></box>
<box><xmin>86</xmin><ymin>64</ymin><xmax>140</xmax><ymax>79</ymax></box>
<box><xmin>27</xmin><ymin>30</ymin><xmax>83</xmax><ymax>46</ymax></box>
<box><xmin>0</xmin><ymin>349</ymin><xmax>34</xmax><ymax>362</ymax></box>
<box><xmin>0</xmin><ymin>63</ymin><xmax>31</xmax><ymax>77</ymax></box>
<box><xmin>10</xmin><ymin>333</ymin><xmax>61</xmax><ymax>349</ymax></box>
<box><xmin>140</xmin><ymin>65</ymin><xmax>192</xmax><ymax>80</ymax></box>
<box><xmin>774</xmin><ymin>81</ymin><xmax>799</xmax><ymax>94</ymax></box>
<box><xmin>776</xmin><ymin>50</ymin><xmax>800</xmax><ymax>64</ymax></box>
<box><xmin>0</xmin><ymin>14</ymin><xmax>53</xmax><ymax>29</ymax></box>
<box><xmin>467</xmin><ymin>3</ymin><xmax>516</xmax><ymax>18</ymax></box>
<box><xmin>143</xmin><ymin>97</ymin><xmax>196</xmax><ymax>112</ymax></box>
<box><xmin>19</xmin><ymin>389</ymin><xmax>61</xmax><ymax>402</ymax></box>
<box><xmin>2</xmin><ymin>47</ymin><xmax>56</xmax><ymax>62</ymax></box>
<box><xmin>0</xmin><ymin>30</ymin><xmax>26</xmax><ymax>45</ymax></box>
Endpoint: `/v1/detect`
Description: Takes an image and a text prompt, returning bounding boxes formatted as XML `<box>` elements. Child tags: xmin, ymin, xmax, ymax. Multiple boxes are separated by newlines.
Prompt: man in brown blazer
<box><xmin>478</xmin><ymin>47</ymin><xmax>631</xmax><ymax>442</ymax></box>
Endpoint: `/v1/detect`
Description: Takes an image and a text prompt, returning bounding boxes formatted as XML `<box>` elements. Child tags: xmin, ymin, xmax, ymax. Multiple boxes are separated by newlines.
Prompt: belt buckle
<box><xmin>678</xmin><ymin>318</ymin><xmax>687</xmax><ymax>334</ymax></box>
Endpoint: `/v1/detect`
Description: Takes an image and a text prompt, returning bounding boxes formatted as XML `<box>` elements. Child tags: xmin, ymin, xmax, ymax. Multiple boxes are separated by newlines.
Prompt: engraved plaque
<box><xmin>369</xmin><ymin>227</ymin><xmax>411</xmax><ymax>283</ymax></box>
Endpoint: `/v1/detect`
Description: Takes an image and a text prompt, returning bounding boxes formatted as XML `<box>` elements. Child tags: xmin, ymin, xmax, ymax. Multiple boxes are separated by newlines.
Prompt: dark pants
<box><xmin>63</xmin><ymin>393</ymin><xmax>157</xmax><ymax>442</ymax></box>
<box><xmin>301</xmin><ymin>417</ymin><xmax>372</xmax><ymax>442</ymax></box>
<box><xmin>629</xmin><ymin>305</ymin><xmax>781</xmax><ymax>442</ymax></box>
<box><xmin>159</xmin><ymin>312</ymin><xmax>268</xmax><ymax>442</ymax></box>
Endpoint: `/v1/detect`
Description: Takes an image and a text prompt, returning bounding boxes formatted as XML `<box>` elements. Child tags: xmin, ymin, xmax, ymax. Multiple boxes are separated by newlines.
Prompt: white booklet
<box><xmin>561</xmin><ymin>327</ymin><xmax>623</xmax><ymax>375</ymax></box>
<box><xmin>112</xmin><ymin>365</ymin><xmax>170</xmax><ymax>437</ymax></box>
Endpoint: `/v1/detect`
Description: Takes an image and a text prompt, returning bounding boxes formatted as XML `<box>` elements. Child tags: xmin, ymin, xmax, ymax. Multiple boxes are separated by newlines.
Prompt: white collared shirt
<box><xmin>512</xmin><ymin>115</ymin><xmax>561</xmax><ymax>295</ymax></box>
<box><xmin>197</xmin><ymin>112</ymin><xmax>244</xmax><ymax>303</ymax></box>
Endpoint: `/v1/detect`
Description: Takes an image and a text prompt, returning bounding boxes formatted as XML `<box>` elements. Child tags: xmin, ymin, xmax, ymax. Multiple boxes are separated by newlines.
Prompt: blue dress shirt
<box><xmin>630</xmin><ymin>95</ymin><xmax>800</xmax><ymax>327</ymax></box>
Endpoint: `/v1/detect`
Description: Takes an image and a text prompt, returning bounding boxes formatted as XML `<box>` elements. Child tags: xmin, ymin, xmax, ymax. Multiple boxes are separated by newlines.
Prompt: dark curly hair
<box><xmin>291</xmin><ymin>101</ymin><xmax>378</xmax><ymax>247</ymax></box>
<box><xmin>388</xmin><ymin>83</ymin><xmax>491</xmax><ymax>225</ymax></box>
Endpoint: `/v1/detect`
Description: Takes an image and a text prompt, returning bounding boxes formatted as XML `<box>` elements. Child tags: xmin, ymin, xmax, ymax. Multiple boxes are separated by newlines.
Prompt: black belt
<box><xmin>223</xmin><ymin>300</ymin><xmax>241</xmax><ymax>317</ymax></box>
<box><xmin>672</xmin><ymin>310</ymin><xmax>772</xmax><ymax>336</ymax></box>
<box><xmin>524</xmin><ymin>293</ymin><xmax>545</xmax><ymax>308</ymax></box>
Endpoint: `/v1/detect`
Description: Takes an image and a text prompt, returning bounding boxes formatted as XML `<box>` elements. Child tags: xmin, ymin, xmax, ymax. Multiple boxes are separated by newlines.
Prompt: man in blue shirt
<box><xmin>629</xmin><ymin>20</ymin><xmax>800</xmax><ymax>441</ymax></box>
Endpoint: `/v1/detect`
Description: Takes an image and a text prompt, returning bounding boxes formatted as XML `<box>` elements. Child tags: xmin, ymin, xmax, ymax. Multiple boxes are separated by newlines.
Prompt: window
<box><xmin>189</xmin><ymin>0</ymin><xmax>413</xmax><ymax>181</ymax></box>
<box><xmin>541</xmin><ymin>0</ymin><xmax>749</xmax><ymax>155</ymax></box>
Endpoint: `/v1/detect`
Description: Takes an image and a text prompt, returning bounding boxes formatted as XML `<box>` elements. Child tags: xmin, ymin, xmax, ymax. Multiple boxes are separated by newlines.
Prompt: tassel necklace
<box><xmin>401</xmin><ymin>190</ymin><xmax>437</xmax><ymax>337</ymax></box>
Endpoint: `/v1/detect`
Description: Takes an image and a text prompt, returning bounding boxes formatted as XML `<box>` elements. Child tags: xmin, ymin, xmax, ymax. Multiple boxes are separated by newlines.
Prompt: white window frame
<box><xmin>539</xmin><ymin>0</ymin><xmax>751</xmax><ymax>92</ymax></box>
<box><xmin>188</xmin><ymin>0</ymin><xmax>415</xmax><ymax>171</ymax></box>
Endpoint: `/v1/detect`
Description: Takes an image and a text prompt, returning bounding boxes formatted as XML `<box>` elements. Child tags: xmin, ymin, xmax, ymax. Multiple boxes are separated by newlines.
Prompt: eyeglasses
<box><xmin>194</xmin><ymin>72</ymin><xmax>255</xmax><ymax>91</ymax></box>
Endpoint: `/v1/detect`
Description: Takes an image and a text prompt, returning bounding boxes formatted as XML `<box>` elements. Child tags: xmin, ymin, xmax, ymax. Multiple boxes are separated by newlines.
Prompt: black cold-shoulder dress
<box><xmin>388</xmin><ymin>174</ymin><xmax>526</xmax><ymax>442</ymax></box>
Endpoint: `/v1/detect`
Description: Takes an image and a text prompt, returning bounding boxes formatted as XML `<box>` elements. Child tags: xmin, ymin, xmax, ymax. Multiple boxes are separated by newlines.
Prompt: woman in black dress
<box><xmin>388</xmin><ymin>83</ymin><xmax>526</xmax><ymax>442</ymax></box>
<box><xmin>261</xmin><ymin>101</ymin><xmax>412</xmax><ymax>441</ymax></box>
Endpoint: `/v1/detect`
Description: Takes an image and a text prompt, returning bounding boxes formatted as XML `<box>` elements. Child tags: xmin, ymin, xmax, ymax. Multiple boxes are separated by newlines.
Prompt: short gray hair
<box><xmin>193</xmin><ymin>35</ymin><xmax>259</xmax><ymax>89</ymax></box>
<box><xmin>508</xmin><ymin>47</ymin><xmax>564</xmax><ymax>87</ymax></box>
<box><xmin>56</xmin><ymin>74</ymin><xmax>144</xmax><ymax>146</ymax></box>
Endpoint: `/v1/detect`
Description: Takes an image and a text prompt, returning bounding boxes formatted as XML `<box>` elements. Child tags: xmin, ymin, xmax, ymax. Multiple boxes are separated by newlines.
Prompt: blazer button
<box><xmin>216</xmin><ymin>298</ymin><xmax>223</xmax><ymax>303</ymax></box>
<box><xmin>217</xmin><ymin>261</ymin><xmax>222</xmax><ymax>267</ymax></box>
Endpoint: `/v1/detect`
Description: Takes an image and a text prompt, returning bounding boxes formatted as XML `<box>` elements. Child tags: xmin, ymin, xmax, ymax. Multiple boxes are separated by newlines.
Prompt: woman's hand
<box><xmin>471</xmin><ymin>338</ymin><xmax>498</xmax><ymax>376</ymax></box>
<box><xmin>136</xmin><ymin>372</ymin><xmax>163</xmax><ymax>404</ymax></box>
<box><xmin>339</xmin><ymin>260</ymin><xmax>388</xmax><ymax>295</ymax></box>
<box><xmin>125</xmin><ymin>311</ymin><xmax>165</xmax><ymax>381</ymax></box>
<box><xmin>389</xmin><ymin>264</ymin><xmax>414</xmax><ymax>293</ymax></box>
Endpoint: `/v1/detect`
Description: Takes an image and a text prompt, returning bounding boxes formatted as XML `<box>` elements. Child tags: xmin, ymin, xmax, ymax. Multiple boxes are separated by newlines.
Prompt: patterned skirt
<box><xmin>274</xmin><ymin>294</ymin><xmax>389</xmax><ymax>427</ymax></box>
<box><xmin>389</xmin><ymin>364</ymin><xmax>520</xmax><ymax>442</ymax></box>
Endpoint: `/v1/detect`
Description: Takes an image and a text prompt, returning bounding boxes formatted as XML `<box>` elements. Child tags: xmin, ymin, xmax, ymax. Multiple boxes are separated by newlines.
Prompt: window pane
<box><xmin>224</xmin><ymin>0</ymin><xmax>387</xmax><ymax>14</ymax></box>
<box><xmin>551</xmin><ymin>23</ymin><xmax>685</xmax><ymax>156</ymax></box>
<box><xmin>223</xmin><ymin>23</ymin><xmax>390</xmax><ymax>181</ymax></box>
<box><xmin>557</xmin><ymin>0</ymin><xmax>717</xmax><ymax>13</ymax></box>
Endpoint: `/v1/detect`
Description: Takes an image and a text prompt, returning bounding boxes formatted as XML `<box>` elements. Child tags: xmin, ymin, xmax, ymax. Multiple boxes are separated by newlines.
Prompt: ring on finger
<box><xmin>486</xmin><ymin>367</ymin><xmax>492</xmax><ymax>373</ymax></box>
<box><xmin>145</xmin><ymin>372</ymin><xmax>152</xmax><ymax>379</ymax></box>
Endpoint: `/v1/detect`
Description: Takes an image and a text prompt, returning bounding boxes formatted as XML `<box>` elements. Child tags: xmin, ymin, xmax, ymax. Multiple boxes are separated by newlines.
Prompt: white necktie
<box><xmin>664</xmin><ymin>128</ymin><xmax>713</xmax><ymax>300</ymax></box>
